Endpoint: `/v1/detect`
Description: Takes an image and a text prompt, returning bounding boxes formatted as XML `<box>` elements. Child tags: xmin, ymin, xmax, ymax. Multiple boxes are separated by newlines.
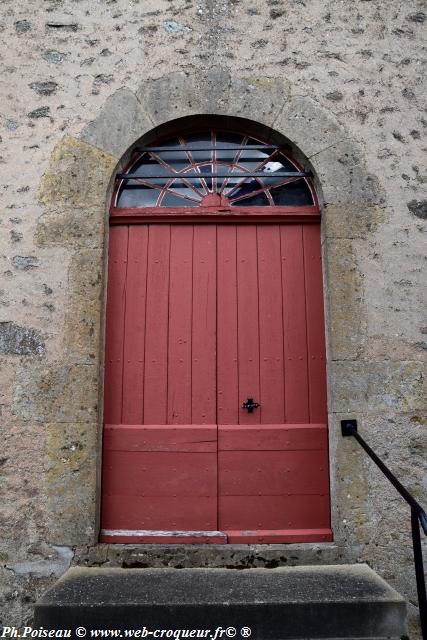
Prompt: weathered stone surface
<box><xmin>407</xmin><ymin>199</ymin><xmax>427</xmax><ymax>219</ymax></box>
<box><xmin>136</xmin><ymin>71</ymin><xmax>203</xmax><ymax>125</ymax></box>
<box><xmin>323</xmin><ymin>204</ymin><xmax>390</xmax><ymax>239</ymax></box>
<box><xmin>274</xmin><ymin>95</ymin><xmax>344</xmax><ymax>158</ymax></box>
<box><xmin>7</xmin><ymin>546</ymin><xmax>73</xmax><ymax>578</ymax></box>
<box><xmin>0</xmin><ymin>322</ymin><xmax>45</xmax><ymax>356</ymax></box>
<box><xmin>44</xmin><ymin>423</ymin><xmax>99</xmax><ymax>545</ymax></box>
<box><xmin>12</xmin><ymin>363</ymin><xmax>99</xmax><ymax>423</ymax></box>
<box><xmin>81</xmin><ymin>88</ymin><xmax>153</xmax><ymax>157</ymax></box>
<box><xmin>137</xmin><ymin>69</ymin><xmax>292</xmax><ymax>130</ymax></box>
<box><xmin>12</xmin><ymin>255</ymin><xmax>39</xmax><ymax>270</ymax></box>
<box><xmin>323</xmin><ymin>239</ymin><xmax>367</xmax><ymax>361</ymax></box>
<box><xmin>311</xmin><ymin>140</ymin><xmax>384</xmax><ymax>204</ymax></box>
<box><xmin>38</xmin><ymin>136</ymin><xmax>117</xmax><ymax>208</ymax></box>
<box><xmin>64</xmin><ymin>248</ymin><xmax>104</xmax><ymax>362</ymax></box>
<box><xmin>34</xmin><ymin>566</ymin><xmax>407</xmax><ymax>637</ymax></box>
<box><xmin>329</xmin><ymin>361</ymin><xmax>426</xmax><ymax>413</ymax></box>
<box><xmin>35</xmin><ymin>206</ymin><xmax>105</xmax><ymax>249</ymax></box>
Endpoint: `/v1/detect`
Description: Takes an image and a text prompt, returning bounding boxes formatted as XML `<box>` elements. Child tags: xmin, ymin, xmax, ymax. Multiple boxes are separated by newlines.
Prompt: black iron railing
<box><xmin>342</xmin><ymin>419</ymin><xmax>427</xmax><ymax>639</ymax></box>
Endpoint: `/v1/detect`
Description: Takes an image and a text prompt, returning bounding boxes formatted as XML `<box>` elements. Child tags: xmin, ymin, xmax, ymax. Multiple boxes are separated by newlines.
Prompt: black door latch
<box><xmin>242</xmin><ymin>398</ymin><xmax>260</xmax><ymax>413</ymax></box>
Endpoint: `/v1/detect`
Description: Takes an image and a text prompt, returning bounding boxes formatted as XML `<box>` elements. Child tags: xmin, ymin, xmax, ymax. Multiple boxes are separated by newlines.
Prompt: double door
<box><xmin>101</xmin><ymin>222</ymin><xmax>331</xmax><ymax>543</ymax></box>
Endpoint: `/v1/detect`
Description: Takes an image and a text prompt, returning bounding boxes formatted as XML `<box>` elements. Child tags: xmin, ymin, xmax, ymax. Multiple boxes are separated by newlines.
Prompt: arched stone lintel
<box><xmin>78</xmin><ymin>68</ymin><xmax>384</xmax><ymax>206</ymax></box>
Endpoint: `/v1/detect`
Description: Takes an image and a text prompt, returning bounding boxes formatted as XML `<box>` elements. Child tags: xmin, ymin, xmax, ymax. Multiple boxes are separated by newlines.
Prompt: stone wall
<box><xmin>0</xmin><ymin>0</ymin><xmax>425</xmax><ymax>636</ymax></box>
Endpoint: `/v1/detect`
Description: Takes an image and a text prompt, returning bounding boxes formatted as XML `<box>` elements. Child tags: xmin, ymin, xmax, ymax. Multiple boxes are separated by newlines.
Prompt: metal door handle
<box><xmin>242</xmin><ymin>398</ymin><xmax>260</xmax><ymax>413</ymax></box>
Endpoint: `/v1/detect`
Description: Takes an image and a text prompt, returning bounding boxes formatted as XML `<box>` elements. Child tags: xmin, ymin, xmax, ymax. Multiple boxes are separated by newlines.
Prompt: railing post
<box><xmin>411</xmin><ymin>508</ymin><xmax>427</xmax><ymax>640</ymax></box>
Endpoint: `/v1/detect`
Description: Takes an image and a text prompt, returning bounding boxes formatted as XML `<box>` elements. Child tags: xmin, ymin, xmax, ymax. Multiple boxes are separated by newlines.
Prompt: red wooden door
<box><xmin>101</xmin><ymin>222</ymin><xmax>332</xmax><ymax>544</ymax></box>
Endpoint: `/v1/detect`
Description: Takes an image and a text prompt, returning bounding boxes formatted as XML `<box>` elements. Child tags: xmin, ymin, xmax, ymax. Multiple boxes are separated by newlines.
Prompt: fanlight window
<box><xmin>115</xmin><ymin>130</ymin><xmax>315</xmax><ymax>208</ymax></box>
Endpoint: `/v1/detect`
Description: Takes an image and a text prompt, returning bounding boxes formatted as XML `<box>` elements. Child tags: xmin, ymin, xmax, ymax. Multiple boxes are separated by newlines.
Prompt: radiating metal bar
<box><xmin>117</xmin><ymin>172</ymin><xmax>311</xmax><ymax>180</ymax></box>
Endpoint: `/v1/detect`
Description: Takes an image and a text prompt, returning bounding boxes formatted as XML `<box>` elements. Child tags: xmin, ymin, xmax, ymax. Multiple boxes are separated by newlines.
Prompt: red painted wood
<box><xmin>110</xmin><ymin>206</ymin><xmax>320</xmax><ymax>226</ymax></box>
<box><xmin>226</xmin><ymin>529</ymin><xmax>332</xmax><ymax>544</ymax></box>
<box><xmin>102</xmin><ymin>215</ymin><xmax>331</xmax><ymax>541</ymax></box>
<box><xmin>218</xmin><ymin>424</ymin><xmax>327</xmax><ymax>451</ymax></box>
<box><xmin>102</xmin><ymin>424</ymin><xmax>217</xmax><ymax>532</ymax></box>
<box><xmin>237</xmin><ymin>226</ymin><xmax>260</xmax><ymax>425</ymax></box>
<box><xmin>122</xmin><ymin>226</ymin><xmax>148</xmax><ymax>424</ymax></box>
<box><xmin>257</xmin><ymin>225</ymin><xmax>285</xmax><ymax>423</ymax></box>
<box><xmin>192</xmin><ymin>226</ymin><xmax>217</xmax><ymax>424</ymax></box>
<box><xmin>104</xmin><ymin>425</ymin><xmax>217</xmax><ymax>452</ymax></box>
<box><xmin>103</xmin><ymin>225</ymin><xmax>128</xmax><ymax>424</ymax></box>
<box><xmin>168</xmin><ymin>226</ymin><xmax>193</xmax><ymax>424</ymax></box>
<box><xmin>218</xmin><ymin>422</ymin><xmax>330</xmax><ymax>535</ymax></box>
<box><xmin>103</xmin><ymin>451</ymin><xmax>216</xmax><ymax>496</ymax></box>
<box><xmin>219</xmin><ymin>494</ymin><xmax>331</xmax><ymax>530</ymax></box>
<box><xmin>219</xmin><ymin>450</ymin><xmax>329</xmax><ymax>495</ymax></box>
<box><xmin>280</xmin><ymin>225</ymin><xmax>310</xmax><ymax>423</ymax></box>
<box><xmin>303</xmin><ymin>225</ymin><xmax>328</xmax><ymax>423</ymax></box>
<box><xmin>143</xmin><ymin>226</ymin><xmax>170</xmax><ymax>424</ymax></box>
<box><xmin>217</xmin><ymin>225</ymin><xmax>238</xmax><ymax>425</ymax></box>
<box><xmin>102</xmin><ymin>495</ymin><xmax>217</xmax><ymax>530</ymax></box>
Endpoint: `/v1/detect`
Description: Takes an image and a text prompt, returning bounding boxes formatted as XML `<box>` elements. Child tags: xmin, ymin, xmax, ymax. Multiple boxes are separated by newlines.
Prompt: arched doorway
<box><xmin>100</xmin><ymin>125</ymin><xmax>331</xmax><ymax>544</ymax></box>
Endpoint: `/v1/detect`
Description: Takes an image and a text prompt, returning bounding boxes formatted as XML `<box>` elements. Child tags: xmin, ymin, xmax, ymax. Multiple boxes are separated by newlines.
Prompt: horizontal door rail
<box><xmin>342</xmin><ymin>419</ymin><xmax>427</xmax><ymax>639</ymax></box>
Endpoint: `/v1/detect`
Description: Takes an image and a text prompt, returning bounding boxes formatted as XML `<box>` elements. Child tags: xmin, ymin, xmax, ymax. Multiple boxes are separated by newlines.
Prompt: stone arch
<box><xmin>35</xmin><ymin>69</ymin><xmax>384</xmax><ymax>546</ymax></box>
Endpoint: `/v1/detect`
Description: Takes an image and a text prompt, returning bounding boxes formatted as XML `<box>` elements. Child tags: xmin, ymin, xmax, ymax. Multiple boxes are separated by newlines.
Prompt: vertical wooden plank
<box><xmin>303</xmin><ymin>225</ymin><xmax>328</xmax><ymax>423</ymax></box>
<box><xmin>280</xmin><ymin>225</ymin><xmax>309</xmax><ymax>423</ymax></box>
<box><xmin>257</xmin><ymin>225</ymin><xmax>285</xmax><ymax>424</ymax></box>
<box><xmin>122</xmin><ymin>226</ymin><xmax>148</xmax><ymax>424</ymax></box>
<box><xmin>237</xmin><ymin>225</ymin><xmax>260</xmax><ymax>425</ymax></box>
<box><xmin>192</xmin><ymin>225</ymin><xmax>216</xmax><ymax>424</ymax></box>
<box><xmin>168</xmin><ymin>225</ymin><xmax>193</xmax><ymax>424</ymax></box>
<box><xmin>104</xmin><ymin>225</ymin><xmax>128</xmax><ymax>425</ymax></box>
<box><xmin>217</xmin><ymin>225</ymin><xmax>238</xmax><ymax>425</ymax></box>
<box><xmin>143</xmin><ymin>225</ymin><xmax>171</xmax><ymax>424</ymax></box>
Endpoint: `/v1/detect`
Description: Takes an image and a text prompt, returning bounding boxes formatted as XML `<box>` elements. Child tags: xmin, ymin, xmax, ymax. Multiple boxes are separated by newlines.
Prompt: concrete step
<box><xmin>34</xmin><ymin>564</ymin><xmax>407</xmax><ymax>639</ymax></box>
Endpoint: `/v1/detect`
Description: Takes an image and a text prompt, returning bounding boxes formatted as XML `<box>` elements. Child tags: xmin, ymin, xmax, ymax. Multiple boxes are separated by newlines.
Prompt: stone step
<box><xmin>34</xmin><ymin>564</ymin><xmax>407</xmax><ymax>639</ymax></box>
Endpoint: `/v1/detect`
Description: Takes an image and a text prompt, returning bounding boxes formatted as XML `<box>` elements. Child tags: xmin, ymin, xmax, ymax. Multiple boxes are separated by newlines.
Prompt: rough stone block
<box><xmin>274</xmin><ymin>95</ymin><xmax>344</xmax><ymax>158</ymax></box>
<box><xmin>12</xmin><ymin>362</ymin><xmax>99</xmax><ymax>423</ymax></box>
<box><xmin>323</xmin><ymin>204</ymin><xmax>390</xmax><ymax>239</ymax></box>
<box><xmin>38</xmin><ymin>136</ymin><xmax>117</xmax><ymax>208</ymax></box>
<box><xmin>323</xmin><ymin>238</ymin><xmax>367</xmax><ymax>361</ymax></box>
<box><xmin>81</xmin><ymin>88</ymin><xmax>153</xmax><ymax>158</ymax></box>
<box><xmin>35</xmin><ymin>206</ymin><xmax>105</xmax><ymax>250</ymax></box>
<box><xmin>44</xmin><ymin>422</ymin><xmax>99</xmax><ymax>545</ymax></box>
<box><xmin>310</xmin><ymin>140</ymin><xmax>385</xmax><ymax>205</ymax></box>
<box><xmin>34</xmin><ymin>565</ymin><xmax>407</xmax><ymax>637</ymax></box>
<box><xmin>64</xmin><ymin>248</ymin><xmax>104</xmax><ymax>362</ymax></box>
<box><xmin>329</xmin><ymin>360</ymin><xmax>426</xmax><ymax>413</ymax></box>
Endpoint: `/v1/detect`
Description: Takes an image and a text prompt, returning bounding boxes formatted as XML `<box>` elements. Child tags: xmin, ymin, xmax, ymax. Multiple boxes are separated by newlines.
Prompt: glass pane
<box><xmin>199</xmin><ymin>164</ymin><xmax>213</xmax><ymax>191</ymax></box>
<box><xmin>215</xmin><ymin>133</ymin><xmax>244</xmax><ymax>191</ymax></box>
<box><xmin>182</xmin><ymin>133</ymin><xmax>213</xmax><ymax>163</ymax></box>
<box><xmin>130</xmin><ymin>154</ymin><xmax>172</xmax><ymax>187</ymax></box>
<box><xmin>271</xmin><ymin>180</ymin><xmax>313</xmax><ymax>205</ymax></box>
<box><xmin>230</xmin><ymin>192</ymin><xmax>270</xmax><ymax>206</ymax></box>
<box><xmin>154</xmin><ymin>139</ymin><xmax>191</xmax><ymax>173</ymax></box>
<box><xmin>238</xmin><ymin>137</ymin><xmax>275</xmax><ymax>171</ymax></box>
<box><xmin>117</xmin><ymin>184</ymin><xmax>162</xmax><ymax>207</ymax></box>
<box><xmin>215</xmin><ymin>132</ymin><xmax>244</xmax><ymax>163</ymax></box>
<box><xmin>259</xmin><ymin>154</ymin><xmax>299</xmax><ymax>187</ymax></box>
<box><xmin>160</xmin><ymin>192</ymin><xmax>199</xmax><ymax>207</ymax></box>
<box><xmin>228</xmin><ymin>174</ymin><xmax>263</xmax><ymax>200</ymax></box>
<box><xmin>223</xmin><ymin>167</ymin><xmax>250</xmax><ymax>195</ymax></box>
<box><xmin>169</xmin><ymin>179</ymin><xmax>203</xmax><ymax>200</ymax></box>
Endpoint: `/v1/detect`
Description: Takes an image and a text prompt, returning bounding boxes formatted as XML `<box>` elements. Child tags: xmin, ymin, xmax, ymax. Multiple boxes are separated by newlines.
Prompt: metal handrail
<box><xmin>342</xmin><ymin>419</ymin><xmax>427</xmax><ymax>639</ymax></box>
